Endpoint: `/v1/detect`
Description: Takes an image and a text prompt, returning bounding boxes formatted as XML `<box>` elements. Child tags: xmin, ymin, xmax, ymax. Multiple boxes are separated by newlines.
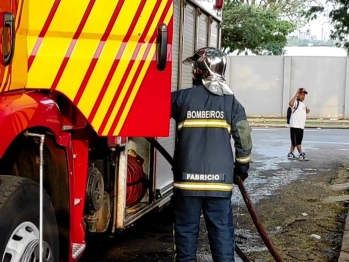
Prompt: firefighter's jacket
<box><xmin>171</xmin><ymin>84</ymin><xmax>252</xmax><ymax>198</ymax></box>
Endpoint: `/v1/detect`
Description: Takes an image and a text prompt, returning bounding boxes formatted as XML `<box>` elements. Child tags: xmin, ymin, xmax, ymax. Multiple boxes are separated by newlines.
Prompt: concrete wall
<box><xmin>225</xmin><ymin>56</ymin><xmax>349</xmax><ymax>119</ymax></box>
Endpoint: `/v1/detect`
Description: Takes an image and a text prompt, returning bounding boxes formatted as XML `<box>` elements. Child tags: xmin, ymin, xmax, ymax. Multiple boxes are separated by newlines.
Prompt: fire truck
<box><xmin>0</xmin><ymin>0</ymin><xmax>223</xmax><ymax>261</ymax></box>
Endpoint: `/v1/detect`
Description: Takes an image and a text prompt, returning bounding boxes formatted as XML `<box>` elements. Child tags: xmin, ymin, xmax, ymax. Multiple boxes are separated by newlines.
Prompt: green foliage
<box><xmin>228</xmin><ymin>0</ymin><xmax>312</xmax><ymax>27</ymax></box>
<box><xmin>222</xmin><ymin>2</ymin><xmax>296</xmax><ymax>55</ymax></box>
<box><xmin>305</xmin><ymin>0</ymin><xmax>349</xmax><ymax>54</ymax></box>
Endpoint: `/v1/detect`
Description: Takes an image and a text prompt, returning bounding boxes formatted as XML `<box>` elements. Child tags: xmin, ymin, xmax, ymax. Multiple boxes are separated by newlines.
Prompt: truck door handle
<box><xmin>2</xmin><ymin>12</ymin><xmax>15</xmax><ymax>66</ymax></box>
<box><xmin>156</xmin><ymin>23</ymin><xmax>168</xmax><ymax>71</ymax></box>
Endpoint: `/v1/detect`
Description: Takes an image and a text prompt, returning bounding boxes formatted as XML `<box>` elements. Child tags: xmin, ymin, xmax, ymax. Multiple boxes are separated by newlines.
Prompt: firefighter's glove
<box><xmin>234</xmin><ymin>163</ymin><xmax>249</xmax><ymax>184</ymax></box>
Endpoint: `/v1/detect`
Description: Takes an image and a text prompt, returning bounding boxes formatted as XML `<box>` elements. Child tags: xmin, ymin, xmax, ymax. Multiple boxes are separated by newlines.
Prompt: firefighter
<box><xmin>171</xmin><ymin>47</ymin><xmax>252</xmax><ymax>262</ymax></box>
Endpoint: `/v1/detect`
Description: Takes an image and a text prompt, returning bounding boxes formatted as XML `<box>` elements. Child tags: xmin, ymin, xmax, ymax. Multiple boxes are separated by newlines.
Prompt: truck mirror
<box><xmin>156</xmin><ymin>23</ymin><xmax>167</xmax><ymax>71</ymax></box>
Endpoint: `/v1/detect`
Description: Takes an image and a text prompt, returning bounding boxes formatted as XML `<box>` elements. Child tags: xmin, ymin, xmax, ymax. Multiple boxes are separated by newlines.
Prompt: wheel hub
<box><xmin>21</xmin><ymin>239</ymin><xmax>53</xmax><ymax>262</ymax></box>
<box><xmin>2</xmin><ymin>221</ymin><xmax>53</xmax><ymax>262</ymax></box>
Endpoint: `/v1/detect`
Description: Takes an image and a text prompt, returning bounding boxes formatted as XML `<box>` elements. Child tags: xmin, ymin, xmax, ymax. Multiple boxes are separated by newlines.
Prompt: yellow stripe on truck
<box><xmin>98</xmin><ymin>0</ymin><xmax>165</xmax><ymax>135</ymax></box>
<box><xmin>76</xmin><ymin>0</ymin><xmax>135</xmax><ymax>118</ymax></box>
<box><xmin>112</xmin><ymin>44</ymin><xmax>156</xmax><ymax>136</ymax></box>
<box><xmin>27</xmin><ymin>0</ymin><xmax>88</xmax><ymax>89</ymax></box>
<box><xmin>113</xmin><ymin>6</ymin><xmax>173</xmax><ymax>135</ymax></box>
<box><xmin>26</xmin><ymin>1</ymin><xmax>56</xmax><ymax>53</ymax></box>
<box><xmin>0</xmin><ymin>67</ymin><xmax>9</xmax><ymax>91</ymax></box>
<box><xmin>56</xmin><ymin>0</ymin><xmax>126</xmax><ymax>102</ymax></box>
<box><xmin>89</xmin><ymin>1</ymin><xmax>147</xmax><ymax>130</ymax></box>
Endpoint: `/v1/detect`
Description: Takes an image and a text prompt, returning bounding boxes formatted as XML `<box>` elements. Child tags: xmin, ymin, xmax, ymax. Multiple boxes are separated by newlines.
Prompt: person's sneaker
<box><xmin>287</xmin><ymin>152</ymin><xmax>297</xmax><ymax>160</ymax></box>
<box><xmin>298</xmin><ymin>152</ymin><xmax>309</xmax><ymax>161</ymax></box>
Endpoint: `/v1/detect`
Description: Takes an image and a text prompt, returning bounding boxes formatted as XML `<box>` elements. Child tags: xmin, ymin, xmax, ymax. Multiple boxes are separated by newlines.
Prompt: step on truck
<box><xmin>0</xmin><ymin>0</ymin><xmax>224</xmax><ymax>261</ymax></box>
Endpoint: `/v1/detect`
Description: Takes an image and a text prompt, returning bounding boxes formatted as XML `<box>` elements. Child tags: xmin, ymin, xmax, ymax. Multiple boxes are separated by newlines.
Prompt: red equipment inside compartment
<box><xmin>126</xmin><ymin>150</ymin><xmax>147</xmax><ymax>206</ymax></box>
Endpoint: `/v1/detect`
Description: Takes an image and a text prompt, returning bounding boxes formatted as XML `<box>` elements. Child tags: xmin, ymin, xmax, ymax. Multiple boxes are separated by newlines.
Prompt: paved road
<box><xmin>237</xmin><ymin>128</ymin><xmax>349</xmax><ymax>204</ymax></box>
<box><xmin>79</xmin><ymin>128</ymin><xmax>349</xmax><ymax>262</ymax></box>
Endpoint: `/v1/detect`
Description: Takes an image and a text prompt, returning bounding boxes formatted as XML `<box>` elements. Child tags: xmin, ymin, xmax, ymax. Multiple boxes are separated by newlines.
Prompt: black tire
<box><xmin>0</xmin><ymin>175</ymin><xmax>59</xmax><ymax>261</ymax></box>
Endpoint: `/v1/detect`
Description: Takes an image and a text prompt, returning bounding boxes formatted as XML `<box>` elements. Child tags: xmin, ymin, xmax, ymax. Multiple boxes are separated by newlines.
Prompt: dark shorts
<box><xmin>290</xmin><ymin>127</ymin><xmax>304</xmax><ymax>146</ymax></box>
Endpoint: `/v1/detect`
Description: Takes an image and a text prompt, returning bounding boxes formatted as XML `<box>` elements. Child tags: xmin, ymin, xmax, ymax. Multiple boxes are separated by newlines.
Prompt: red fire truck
<box><xmin>0</xmin><ymin>0</ymin><xmax>223</xmax><ymax>261</ymax></box>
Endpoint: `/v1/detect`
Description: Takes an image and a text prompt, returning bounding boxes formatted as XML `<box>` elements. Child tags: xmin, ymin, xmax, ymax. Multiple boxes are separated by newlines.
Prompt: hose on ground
<box><xmin>236</xmin><ymin>176</ymin><xmax>284</xmax><ymax>262</ymax></box>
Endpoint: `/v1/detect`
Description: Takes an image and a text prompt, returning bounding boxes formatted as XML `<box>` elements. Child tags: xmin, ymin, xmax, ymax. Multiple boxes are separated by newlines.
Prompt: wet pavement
<box><xmin>234</xmin><ymin>127</ymin><xmax>349</xmax><ymax>205</ymax></box>
<box><xmin>79</xmin><ymin>128</ymin><xmax>349</xmax><ymax>262</ymax></box>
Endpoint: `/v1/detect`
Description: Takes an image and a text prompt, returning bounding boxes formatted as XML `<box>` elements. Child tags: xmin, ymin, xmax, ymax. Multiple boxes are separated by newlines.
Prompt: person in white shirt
<box><xmin>287</xmin><ymin>88</ymin><xmax>310</xmax><ymax>161</ymax></box>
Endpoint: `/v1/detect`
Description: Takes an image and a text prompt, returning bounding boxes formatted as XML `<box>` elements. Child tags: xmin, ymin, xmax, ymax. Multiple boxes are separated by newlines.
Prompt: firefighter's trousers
<box><xmin>173</xmin><ymin>195</ymin><xmax>235</xmax><ymax>262</ymax></box>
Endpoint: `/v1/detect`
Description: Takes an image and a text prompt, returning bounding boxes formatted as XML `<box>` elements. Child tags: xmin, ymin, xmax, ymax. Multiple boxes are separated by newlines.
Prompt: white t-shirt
<box><xmin>289</xmin><ymin>100</ymin><xmax>307</xmax><ymax>129</ymax></box>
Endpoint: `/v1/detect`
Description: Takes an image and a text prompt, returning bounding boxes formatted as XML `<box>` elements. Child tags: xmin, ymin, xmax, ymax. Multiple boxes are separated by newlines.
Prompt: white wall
<box><xmin>226</xmin><ymin>56</ymin><xmax>349</xmax><ymax>119</ymax></box>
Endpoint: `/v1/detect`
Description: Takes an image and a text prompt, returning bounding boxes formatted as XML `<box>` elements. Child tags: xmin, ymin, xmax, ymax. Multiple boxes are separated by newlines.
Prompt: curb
<box><xmin>249</xmin><ymin>124</ymin><xmax>349</xmax><ymax>129</ymax></box>
<box><xmin>338</xmin><ymin>210</ymin><xmax>349</xmax><ymax>261</ymax></box>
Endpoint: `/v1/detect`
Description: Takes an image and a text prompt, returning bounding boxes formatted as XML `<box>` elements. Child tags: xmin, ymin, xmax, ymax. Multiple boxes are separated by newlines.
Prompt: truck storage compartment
<box><xmin>125</xmin><ymin>138</ymin><xmax>152</xmax><ymax>215</ymax></box>
<box><xmin>115</xmin><ymin>137</ymin><xmax>173</xmax><ymax>229</ymax></box>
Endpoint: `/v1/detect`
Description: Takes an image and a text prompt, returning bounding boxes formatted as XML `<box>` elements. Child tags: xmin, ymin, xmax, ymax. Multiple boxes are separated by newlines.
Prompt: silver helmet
<box><xmin>183</xmin><ymin>47</ymin><xmax>233</xmax><ymax>96</ymax></box>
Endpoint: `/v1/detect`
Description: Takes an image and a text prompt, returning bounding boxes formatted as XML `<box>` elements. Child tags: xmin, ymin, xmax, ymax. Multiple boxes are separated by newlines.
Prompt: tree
<box><xmin>306</xmin><ymin>0</ymin><xmax>349</xmax><ymax>53</ymax></box>
<box><xmin>229</xmin><ymin>0</ymin><xmax>314</xmax><ymax>27</ymax></box>
<box><xmin>221</xmin><ymin>2</ymin><xmax>296</xmax><ymax>55</ymax></box>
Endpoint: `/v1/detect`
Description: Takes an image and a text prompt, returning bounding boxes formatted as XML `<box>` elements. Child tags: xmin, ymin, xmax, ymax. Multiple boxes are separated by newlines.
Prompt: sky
<box><xmin>292</xmin><ymin>0</ymin><xmax>335</xmax><ymax>39</ymax></box>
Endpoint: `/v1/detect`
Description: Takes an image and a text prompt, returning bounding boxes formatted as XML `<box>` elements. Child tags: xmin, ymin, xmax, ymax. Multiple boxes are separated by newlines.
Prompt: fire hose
<box><xmin>126</xmin><ymin>150</ymin><xmax>147</xmax><ymax>206</ymax></box>
<box><xmin>145</xmin><ymin>137</ymin><xmax>284</xmax><ymax>262</ymax></box>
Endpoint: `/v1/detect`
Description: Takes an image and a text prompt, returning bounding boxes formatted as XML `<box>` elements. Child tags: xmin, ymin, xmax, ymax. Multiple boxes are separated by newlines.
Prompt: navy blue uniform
<box><xmin>171</xmin><ymin>84</ymin><xmax>252</xmax><ymax>262</ymax></box>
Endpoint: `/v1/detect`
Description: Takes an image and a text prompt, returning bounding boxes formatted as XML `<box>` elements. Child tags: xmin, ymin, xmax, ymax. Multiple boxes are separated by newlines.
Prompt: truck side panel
<box><xmin>6</xmin><ymin>0</ymin><xmax>173</xmax><ymax>137</ymax></box>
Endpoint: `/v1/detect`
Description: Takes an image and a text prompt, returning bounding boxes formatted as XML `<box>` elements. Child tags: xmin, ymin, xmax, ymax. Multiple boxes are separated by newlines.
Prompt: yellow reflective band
<box><xmin>173</xmin><ymin>182</ymin><xmax>233</xmax><ymax>192</ymax></box>
<box><xmin>178</xmin><ymin>119</ymin><xmax>231</xmax><ymax>133</ymax></box>
<box><xmin>236</xmin><ymin>155</ymin><xmax>251</xmax><ymax>164</ymax></box>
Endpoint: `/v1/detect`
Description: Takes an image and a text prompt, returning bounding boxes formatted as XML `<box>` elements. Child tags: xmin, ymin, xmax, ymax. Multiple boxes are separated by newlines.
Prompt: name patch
<box><xmin>183</xmin><ymin>173</ymin><xmax>225</xmax><ymax>181</ymax></box>
<box><xmin>187</xmin><ymin>111</ymin><xmax>224</xmax><ymax>119</ymax></box>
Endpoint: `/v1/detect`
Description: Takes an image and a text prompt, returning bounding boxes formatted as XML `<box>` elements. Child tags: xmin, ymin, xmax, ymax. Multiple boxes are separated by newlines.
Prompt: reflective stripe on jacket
<box><xmin>171</xmin><ymin>84</ymin><xmax>252</xmax><ymax>198</ymax></box>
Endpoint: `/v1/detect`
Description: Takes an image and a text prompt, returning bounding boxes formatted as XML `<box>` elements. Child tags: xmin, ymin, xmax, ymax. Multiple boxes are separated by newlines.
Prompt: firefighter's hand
<box><xmin>234</xmin><ymin>163</ymin><xmax>249</xmax><ymax>184</ymax></box>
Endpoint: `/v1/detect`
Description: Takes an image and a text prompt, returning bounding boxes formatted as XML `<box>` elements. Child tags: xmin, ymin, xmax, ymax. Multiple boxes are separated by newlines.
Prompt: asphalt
<box><xmin>78</xmin><ymin>125</ymin><xmax>349</xmax><ymax>262</ymax></box>
<box><xmin>249</xmin><ymin>118</ymin><xmax>349</xmax><ymax>262</ymax></box>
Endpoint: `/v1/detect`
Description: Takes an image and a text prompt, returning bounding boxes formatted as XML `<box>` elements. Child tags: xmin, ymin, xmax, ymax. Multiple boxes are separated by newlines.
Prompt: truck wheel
<box><xmin>0</xmin><ymin>176</ymin><xmax>59</xmax><ymax>262</ymax></box>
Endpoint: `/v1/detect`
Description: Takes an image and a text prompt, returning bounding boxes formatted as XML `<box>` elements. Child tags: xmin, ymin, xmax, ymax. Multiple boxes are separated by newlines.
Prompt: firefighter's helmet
<box><xmin>183</xmin><ymin>47</ymin><xmax>233</xmax><ymax>96</ymax></box>
<box><xmin>182</xmin><ymin>47</ymin><xmax>227</xmax><ymax>80</ymax></box>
